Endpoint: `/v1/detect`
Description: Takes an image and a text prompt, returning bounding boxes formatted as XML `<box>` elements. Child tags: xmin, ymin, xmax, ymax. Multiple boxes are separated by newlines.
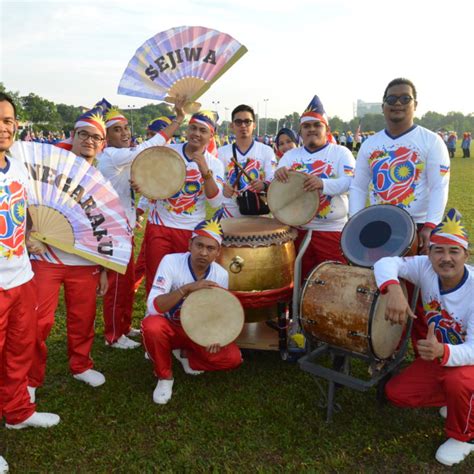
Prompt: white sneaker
<box><xmin>435</xmin><ymin>438</ymin><xmax>474</xmax><ymax>466</ymax></box>
<box><xmin>439</xmin><ymin>406</ymin><xmax>447</xmax><ymax>419</ymax></box>
<box><xmin>107</xmin><ymin>335</ymin><xmax>141</xmax><ymax>349</ymax></box>
<box><xmin>0</xmin><ymin>455</ymin><xmax>8</xmax><ymax>473</ymax></box>
<box><xmin>172</xmin><ymin>349</ymin><xmax>204</xmax><ymax>375</ymax></box>
<box><xmin>5</xmin><ymin>411</ymin><xmax>60</xmax><ymax>430</ymax></box>
<box><xmin>127</xmin><ymin>328</ymin><xmax>141</xmax><ymax>338</ymax></box>
<box><xmin>73</xmin><ymin>369</ymin><xmax>105</xmax><ymax>387</ymax></box>
<box><xmin>27</xmin><ymin>386</ymin><xmax>36</xmax><ymax>404</ymax></box>
<box><xmin>153</xmin><ymin>379</ymin><xmax>174</xmax><ymax>405</ymax></box>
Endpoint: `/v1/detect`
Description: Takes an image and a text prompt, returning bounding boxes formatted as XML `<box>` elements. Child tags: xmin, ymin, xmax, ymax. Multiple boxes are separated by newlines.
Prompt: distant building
<box><xmin>356</xmin><ymin>100</ymin><xmax>382</xmax><ymax>118</ymax></box>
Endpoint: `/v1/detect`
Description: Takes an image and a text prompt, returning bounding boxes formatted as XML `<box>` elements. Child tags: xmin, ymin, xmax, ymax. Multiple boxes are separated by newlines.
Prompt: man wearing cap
<box><xmin>0</xmin><ymin>92</ymin><xmax>60</xmax><ymax>436</ymax></box>
<box><xmin>274</xmin><ymin>95</ymin><xmax>356</xmax><ymax>279</ymax></box>
<box><xmin>144</xmin><ymin>111</ymin><xmax>225</xmax><ymax>295</ymax></box>
<box><xmin>142</xmin><ymin>213</ymin><xmax>242</xmax><ymax>404</ymax></box>
<box><xmin>27</xmin><ymin>100</ymin><xmax>118</xmax><ymax>396</ymax></box>
<box><xmin>373</xmin><ymin>208</ymin><xmax>474</xmax><ymax>467</ymax></box>
<box><xmin>97</xmin><ymin>106</ymin><xmax>184</xmax><ymax>350</ymax></box>
<box><xmin>349</xmin><ymin>77</ymin><xmax>451</xmax><ymax>347</ymax></box>
<box><xmin>217</xmin><ymin>104</ymin><xmax>275</xmax><ymax>218</ymax></box>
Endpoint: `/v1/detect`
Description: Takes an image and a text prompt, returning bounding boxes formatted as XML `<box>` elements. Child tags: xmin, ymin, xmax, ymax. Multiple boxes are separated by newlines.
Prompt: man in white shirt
<box><xmin>98</xmin><ymin>104</ymin><xmax>184</xmax><ymax>349</ymax></box>
<box><xmin>218</xmin><ymin>104</ymin><xmax>275</xmax><ymax>218</ymax></box>
<box><xmin>0</xmin><ymin>92</ymin><xmax>59</xmax><ymax>434</ymax></box>
<box><xmin>274</xmin><ymin>95</ymin><xmax>355</xmax><ymax>279</ymax></box>
<box><xmin>142</xmin><ymin>213</ymin><xmax>242</xmax><ymax>404</ymax></box>
<box><xmin>373</xmin><ymin>209</ymin><xmax>474</xmax><ymax>467</ymax></box>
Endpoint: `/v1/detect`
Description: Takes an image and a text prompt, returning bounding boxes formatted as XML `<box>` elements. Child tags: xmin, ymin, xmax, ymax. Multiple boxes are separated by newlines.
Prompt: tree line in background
<box><xmin>2</xmin><ymin>83</ymin><xmax>473</xmax><ymax>137</ymax></box>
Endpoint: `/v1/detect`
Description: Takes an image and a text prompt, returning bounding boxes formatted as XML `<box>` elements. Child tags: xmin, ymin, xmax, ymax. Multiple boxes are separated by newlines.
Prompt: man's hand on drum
<box><xmin>247</xmin><ymin>179</ymin><xmax>265</xmax><ymax>193</ymax></box>
<box><xmin>206</xmin><ymin>343</ymin><xmax>222</xmax><ymax>354</ymax></box>
<box><xmin>418</xmin><ymin>323</ymin><xmax>444</xmax><ymax>361</ymax></box>
<box><xmin>274</xmin><ymin>167</ymin><xmax>290</xmax><ymax>183</ymax></box>
<box><xmin>183</xmin><ymin>280</ymin><xmax>220</xmax><ymax>295</ymax></box>
<box><xmin>385</xmin><ymin>284</ymin><xmax>416</xmax><ymax>325</ymax></box>
<box><xmin>130</xmin><ymin>178</ymin><xmax>142</xmax><ymax>194</ymax></box>
<box><xmin>418</xmin><ymin>226</ymin><xmax>432</xmax><ymax>255</ymax></box>
<box><xmin>303</xmin><ymin>174</ymin><xmax>324</xmax><ymax>192</ymax></box>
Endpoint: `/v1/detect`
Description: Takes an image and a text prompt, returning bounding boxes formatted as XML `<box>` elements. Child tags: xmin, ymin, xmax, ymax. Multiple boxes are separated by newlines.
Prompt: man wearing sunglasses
<box><xmin>217</xmin><ymin>104</ymin><xmax>275</xmax><ymax>218</ymax></box>
<box><xmin>349</xmin><ymin>77</ymin><xmax>451</xmax><ymax>352</ymax></box>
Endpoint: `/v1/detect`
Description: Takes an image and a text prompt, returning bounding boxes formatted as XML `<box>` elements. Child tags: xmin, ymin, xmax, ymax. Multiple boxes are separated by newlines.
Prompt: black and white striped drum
<box><xmin>341</xmin><ymin>205</ymin><xmax>418</xmax><ymax>268</ymax></box>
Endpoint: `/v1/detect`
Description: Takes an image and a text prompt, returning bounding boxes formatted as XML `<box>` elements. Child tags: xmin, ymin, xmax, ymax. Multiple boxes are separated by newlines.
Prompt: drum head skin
<box><xmin>341</xmin><ymin>205</ymin><xmax>416</xmax><ymax>267</ymax></box>
<box><xmin>131</xmin><ymin>146</ymin><xmax>186</xmax><ymax>200</ymax></box>
<box><xmin>267</xmin><ymin>171</ymin><xmax>319</xmax><ymax>227</ymax></box>
<box><xmin>181</xmin><ymin>288</ymin><xmax>245</xmax><ymax>347</ymax></box>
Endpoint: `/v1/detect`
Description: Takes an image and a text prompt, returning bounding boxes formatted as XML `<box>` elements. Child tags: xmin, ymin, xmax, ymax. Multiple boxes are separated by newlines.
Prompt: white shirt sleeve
<box><xmin>425</xmin><ymin>135</ymin><xmax>450</xmax><ymax>226</ymax></box>
<box><xmin>105</xmin><ymin>132</ymin><xmax>168</xmax><ymax>168</ymax></box>
<box><xmin>206</xmin><ymin>157</ymin><xmax>225</xmax><ymax>208</ymax></box>
<box><xmin>322</xmin><ymin>146</ymin><xmax>355</xmax><ymax>196</ymax></box>
<box><xmin>263</xmin><ymin>147</ymin><xmax>275</xmax><ymax>182</ymax></box>
<box><xmin>374</xmin><ymin>256</ymin><xmax>426</xmax><ymax>289</ymax></box>
<box><xmin>146</xmin><ymin>255</ymin><xmax>174</xmax><ymax>315</ymax></box>
<box><xmin>445</xmin><ymin>311</ymin><xmax>474</xmax><ymax>366</ymax></box>
<box><xmin>349</xmin><ymin>141</ymin><xmax>372</xmax><ymax>216</ymax></box>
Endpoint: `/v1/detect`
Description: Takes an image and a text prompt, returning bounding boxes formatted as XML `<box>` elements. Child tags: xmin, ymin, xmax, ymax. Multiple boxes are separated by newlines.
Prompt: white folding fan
<box><xmin>12</xmin><ymin>142</ymin><xmax>132</xmax><ymax>274</ymax></box>
<box><xmin>117</xmin><ymin>26</ymin><xmax>248</xmax><ymax>113</ymax></box>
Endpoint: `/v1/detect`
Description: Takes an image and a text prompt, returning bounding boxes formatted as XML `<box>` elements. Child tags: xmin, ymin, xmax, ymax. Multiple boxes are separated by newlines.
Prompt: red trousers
<box><xmin>145</xmin><ymin>224</ymin><xmax>193</xmax><ymax>295</ymax></box>
<box><xmin>141</xmin><ymin>316</ymin><xmax>242</xmax><ymax>379</ymax></box>
<box><xmin>386</xmin><ymin>358</ymin><xmax>474</xmax><ymax>441</ymax></box>
<box><xmin>103</xmin><ymin>247</ymin><xmax>135</xmax><ymax>344</ymax></box>
<box><xmin>29</xmin><ymin>261</ymin><xmax>100</xmax><ymax>387</ymax></box>
<box><xmin>295</xmin><ymin>229</ymin><xmax>347</xmax><ymax>280</ymax></box>
<box><xmin>0</xmin><ymin>280</ymin><xmax>37</xmax><ymax>424</ymax></box>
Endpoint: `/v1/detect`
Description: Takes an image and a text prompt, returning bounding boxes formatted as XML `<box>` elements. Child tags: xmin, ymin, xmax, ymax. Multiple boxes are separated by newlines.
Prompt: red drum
<box><xmin>300</xmin><ymin>262</ymin><xmax>408</xmax><ymax>360</ymax></box>
<box><xmin>341</xmin><ymin>205</ymin><xmax>417</xmax><ymax>268</ymax></box>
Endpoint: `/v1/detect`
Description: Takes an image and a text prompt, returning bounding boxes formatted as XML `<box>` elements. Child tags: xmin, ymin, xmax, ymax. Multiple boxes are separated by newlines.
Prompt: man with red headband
<box><xmin>97</xmin><ymin>104</ymin><xmax>184</xmax><ymax>350</ymax></box>
<box><xmin>28</xmin><ymin>101</ymin><xmax>116</xmax><ymax>398</ymax></box>
<box><xmin>144</xmin><ymin>110</ymin><xmax>224</xmax><ymax>295</ymax></box>
<box><xmin>142</xmin><ymin>213</ymin><xmax>242</xmax><ymax>404</ymax></box>
<box><xmin>0</xmin><ymin>92</ymin><xmax>60</xmax><ymax>438</ymax></box>
<box><xmin>274</xmin><ymin>95</ymin><xmax>356</xmax><ymax>279</ymax></box>
<box><xmin>218</xmin><ymin>104</ymin><xmax>275</xmax><ymax>218</ymax></box>
<box><xmin>374</xmin><ymin>208</ymin><xmax>474</xmax><ymax>467</ymax></box>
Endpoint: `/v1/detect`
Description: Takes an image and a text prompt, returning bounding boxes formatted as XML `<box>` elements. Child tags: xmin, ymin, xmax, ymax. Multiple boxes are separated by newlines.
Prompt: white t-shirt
<box><xmin>146</xmin><ymin>252</ymin><xmax>228</xmax><ymax>323</ymax></box>
<box><xmin>277</xmin><ymin>143</ymin><xmax>355</xmax><ymax>231</ymax></box>
<box><xmin>0</xmin><ymin>154</ymin><xmax>34</xmax><ymax>290</ymax></box>
<box><xmin>97</xmin><ymin>131</ymin><xmax>167</xmax><ymax>227</ymax></box>
<box><xmin>218</xmin><ymin>140</ymin><xmax>275</xmax><ymax>218</ymax></box>
<box><xmin>374</xmin><ymin>256</ymin><xmax>474</xmax><ymax>367</ymax></box>
<box><xmin>350</xmin><ymin>125</ymin><xmax>450</xmax><ymax>225</ymax></box>
<box><xmin>147</xmin><ymin>143</ymin><xmax>224</xmax><ymax>230</ymax></box>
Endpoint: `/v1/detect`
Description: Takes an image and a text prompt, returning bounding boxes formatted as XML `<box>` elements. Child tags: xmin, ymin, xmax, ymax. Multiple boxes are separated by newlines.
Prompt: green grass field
<box><xmin>2</xmin><ymin>152</ymin><xmax>474</xmax><ymax>472</ymax></box>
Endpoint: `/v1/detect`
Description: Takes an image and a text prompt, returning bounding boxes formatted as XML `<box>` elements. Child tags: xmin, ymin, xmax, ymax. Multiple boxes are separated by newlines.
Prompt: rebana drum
<box><xmin>341</xmin><ymin>204</ymin><xmax>418</xmax><ymax>268</ymax></box>
<box><xmin>300</xmin><ymin>262</ymin><xmax>408</xmax><ymax>360</ymax></box>
<box><xmin>218</xmin><ymin>217</ymin><xmax>297</xmax><ymax>322</ymax></box>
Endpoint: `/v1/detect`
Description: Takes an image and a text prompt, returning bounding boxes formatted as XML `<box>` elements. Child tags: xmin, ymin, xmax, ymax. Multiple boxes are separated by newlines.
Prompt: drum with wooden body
<box><xmin>180</xmin><ymin>288</ymin><xmax>244</xmax><ymax>347</ymax></box>
<box><xmin>131</xmin><ymin>146</ymin><xmax>186</xmax><ymax>200</ymax></box>
<box><xmin>267</xmin><ymin>171</ymin><xmax>320</xmax><ymax>226</ymax></box>
<box><xmin>218</xmin><ymin>217</ymin><xmax>296</xmax><ymax>322</ymax></box>
<box><xmin>341</xmin><ymin>204</ymin><xmax>418</xmax><ymax>268</ymax></box>
<box><xmin>300</xmin><ymin>262</ymin><xmax>408</xmax><ymax>360</ymax></box>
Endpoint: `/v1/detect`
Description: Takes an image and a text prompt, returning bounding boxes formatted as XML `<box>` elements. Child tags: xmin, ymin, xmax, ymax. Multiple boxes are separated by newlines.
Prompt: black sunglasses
<box><xmin>233</xmin><ymin>119</ymin><xmax>254</xmax><ymax>126</ymax></box>
<box><xmin>384</xmin><ymin>95</ymin><xmax>414</xmax><ymax>106</ymax></box>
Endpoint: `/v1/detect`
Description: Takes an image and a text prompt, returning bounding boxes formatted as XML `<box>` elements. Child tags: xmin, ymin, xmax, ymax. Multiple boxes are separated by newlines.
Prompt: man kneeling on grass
<box><xmin>374</xmin><ymin>208</ymin><xmax>474</xmax><ymax>467</ymax></box>
<box><xmin>141</xmin><ymin>213</ymin><xmax>243</xmax><ymax>404</ymax></box>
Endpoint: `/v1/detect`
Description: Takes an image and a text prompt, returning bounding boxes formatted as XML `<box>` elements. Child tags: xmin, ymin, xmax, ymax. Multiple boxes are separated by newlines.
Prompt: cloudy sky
<box><xmin>1</xmin><ymin>0</ymin><xmax>473</xmax><ymax>121</ymax></box>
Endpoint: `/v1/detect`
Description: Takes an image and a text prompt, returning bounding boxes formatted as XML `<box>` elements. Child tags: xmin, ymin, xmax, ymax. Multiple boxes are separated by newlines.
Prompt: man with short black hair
<box><xmin>218</xmin><ymin>104</ymin><xmax>275</xmax><ymax>218</ymax></box>
<box><xmin>0</xmin><ymin>92</ymin><xmax>60</xmax><ymax>435</ymax></box>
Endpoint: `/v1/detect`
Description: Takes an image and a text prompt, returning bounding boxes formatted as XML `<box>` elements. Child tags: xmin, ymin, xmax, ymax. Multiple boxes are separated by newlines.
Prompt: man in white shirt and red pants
<box><xmin>374</xmin><ymin>209</ymin><xmax>474</xmax><ymax>467</ymax></box>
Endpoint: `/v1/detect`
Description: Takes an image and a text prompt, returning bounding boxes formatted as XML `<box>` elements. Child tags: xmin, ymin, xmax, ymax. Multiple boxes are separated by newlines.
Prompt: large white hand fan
<box><xmin>117</xmin><ymin>26</ymin><xmax>248</xmax><ymax>113</ymax></box>
<box><xmin>11</xmin><ymin>142</ymin><xmax>132</xmax><ymax>274</ymax></box>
